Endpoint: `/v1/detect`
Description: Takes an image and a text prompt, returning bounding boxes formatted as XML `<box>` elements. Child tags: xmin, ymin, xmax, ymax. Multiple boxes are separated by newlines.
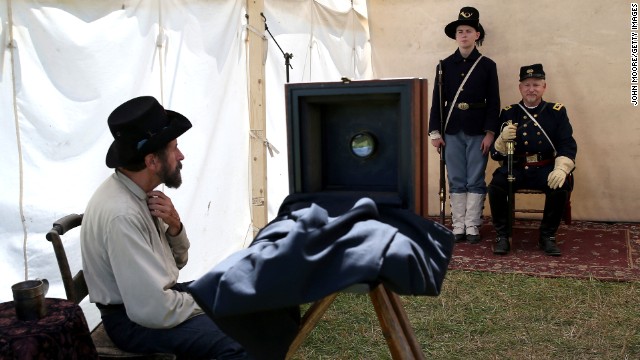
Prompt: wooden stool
<box><xmin>285</xmin><ymin>284</ymin><xmax>425</xmax><ymax>359</ymax></box>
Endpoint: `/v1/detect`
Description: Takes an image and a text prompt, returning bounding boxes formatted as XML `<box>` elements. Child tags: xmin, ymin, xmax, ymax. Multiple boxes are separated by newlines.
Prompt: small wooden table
<box><xmin>0</xmin><ymin>298</ymin><xmax>98</xmax><ymax>359</ymax></box>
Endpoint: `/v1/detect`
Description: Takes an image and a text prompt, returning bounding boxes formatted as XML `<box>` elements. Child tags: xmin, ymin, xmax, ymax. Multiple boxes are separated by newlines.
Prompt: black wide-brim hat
<box><xmin>105</xmin><ymin>96</ymin><xmax>192</xmax><ymax>168</ymax></box>
<box><xmin>444</xmin><ymin>6</ymin><xmax>485</xmax><ymax>42</ymax></box>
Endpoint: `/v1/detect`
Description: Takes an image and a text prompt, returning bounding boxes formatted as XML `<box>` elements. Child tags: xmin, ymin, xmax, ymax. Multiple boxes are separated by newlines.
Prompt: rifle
<box><xmin>506</xmin><ymin>120</ymin><xmax>515</xmax><ymax>240</ymax></box>
<box><xmin>437</xmin><ymin>60</ymin><xmax>446</xmax><ymax>225</ymax></box>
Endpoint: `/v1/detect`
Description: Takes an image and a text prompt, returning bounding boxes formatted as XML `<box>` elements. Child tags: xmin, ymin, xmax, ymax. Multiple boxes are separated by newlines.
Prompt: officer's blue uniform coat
<box><xmin>490</xmin><ymin>100</ymin><xmax>577</xmax><ymax>189</ymax></box>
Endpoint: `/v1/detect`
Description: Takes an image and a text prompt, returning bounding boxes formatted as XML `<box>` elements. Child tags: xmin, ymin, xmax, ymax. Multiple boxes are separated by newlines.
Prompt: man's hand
<box><xmin>547</xmin><ymin>169</ymin><xmax>567</xmax><ymax>189</ymax></box>
<box><xmin>147</xmin><ymin>190</ymin><xmax>182</xmax><ymax>236</ymax></box>
<box><xmin>480</xmin><ymin>132</ymin><xmax>495</xmax><ymax>155</ymax></box>
<box><xmin>429</xmin><ymin>131</ymin><xmax>445</xmax><ymax>154</ymax></box>
<box><xmin>547</xmin><ymin>156</ymin><xmax>575</xmax><ymax>189</ymax></box>
<box><xmin>431</xmin><ymin>138</ymin><xmax>445</xmax><ymax>154</ymax></box>
<box><xmin>500</xmin><ymin>123</ymin><xmax>518</xmax><ymax>141</ymax></box>
<box><xmin>494</xmin><ymin>123</ymin><xmax>518</xmax><ymax>154</ymax></box>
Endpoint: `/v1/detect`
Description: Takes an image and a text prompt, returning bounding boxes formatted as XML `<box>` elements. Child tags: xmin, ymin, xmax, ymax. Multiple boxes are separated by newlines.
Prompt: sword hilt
<box><xmin>506</xmin><ymin>120</ymin><xmax>516</xmax><ymax>182</ymax></box>
<box><xmin>505</xmin><ymin>120</ymin><xmax>515</xmax><ymax>155</ymax></box>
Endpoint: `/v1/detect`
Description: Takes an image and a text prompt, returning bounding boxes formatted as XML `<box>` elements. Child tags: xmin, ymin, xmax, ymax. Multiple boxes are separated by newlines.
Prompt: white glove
<box><xmin>500</xmin><ymin>123</ymin><xmax>518</xmax><ymax>141</ymax></box>
<box><xmin>494</xmin><ymin>123</ymin><xmax>518</xmax><ymax>154</ymax></box>
<box><xmin>547</xmin><ymin>156</ymin><xmax>575</xmax><ymax>189</ymax></box>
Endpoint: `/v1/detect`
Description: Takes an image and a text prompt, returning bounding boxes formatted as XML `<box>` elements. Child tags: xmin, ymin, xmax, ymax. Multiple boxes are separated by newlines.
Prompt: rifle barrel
<box><xmin>437</xmin><ymin>60</ymin><xmax>446</xmax><ymax>225</ymax></box>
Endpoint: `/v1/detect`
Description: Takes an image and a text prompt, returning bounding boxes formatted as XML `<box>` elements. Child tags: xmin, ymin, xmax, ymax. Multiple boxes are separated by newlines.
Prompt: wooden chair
<box><xmin>46</xmin><ymin>213</ymin><xmax>175</xmax><ymax>360</ymax></box>
<box><xmin>285</xmin><ymin>284</ymin><xmax>426</xmax><ymax>359</ymax></box>
<box><xmin>513</xmin><ymin>173</ymin><xmax>574</xmax><ymax>225</ymax></box>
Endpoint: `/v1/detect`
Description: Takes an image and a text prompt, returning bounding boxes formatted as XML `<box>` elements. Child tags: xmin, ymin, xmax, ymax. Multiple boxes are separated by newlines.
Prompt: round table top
<box><xmin>0</xmin><ymin>298</ymin><xmax>98</xmax><ymax>359</ymax></box>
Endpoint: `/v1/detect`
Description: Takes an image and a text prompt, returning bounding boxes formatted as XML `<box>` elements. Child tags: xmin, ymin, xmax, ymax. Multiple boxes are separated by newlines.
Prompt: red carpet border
<box><xmin>438</xmin><ymin>217</ymin><xmax>640</xmax><ymax>282</ymax></box>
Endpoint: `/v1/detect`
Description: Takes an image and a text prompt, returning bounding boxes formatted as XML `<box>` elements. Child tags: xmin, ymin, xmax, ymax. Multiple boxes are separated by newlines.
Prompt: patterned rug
<box><xmin>440</xmin><ymin>217</ymin><xmax>640</xmax><ymax>282</ymax></box>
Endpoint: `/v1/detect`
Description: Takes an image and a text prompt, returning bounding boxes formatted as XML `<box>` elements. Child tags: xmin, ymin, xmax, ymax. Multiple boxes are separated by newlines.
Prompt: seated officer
<box><xmin>488</xmin><ymin>64</ymin><xmax>577</xmax><ymax>256</ymax></box>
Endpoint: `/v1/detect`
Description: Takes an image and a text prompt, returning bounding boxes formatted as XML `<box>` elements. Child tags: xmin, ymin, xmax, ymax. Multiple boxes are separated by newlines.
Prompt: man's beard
<box><xmin>525</xmin><ymin>94</ymin><xmax>539</xmax><ymax>103</ymax></box>
<box><xmin>159</xmin><ymin>160</ymin><xmax>183</xmax><ymax>189</ymax></box>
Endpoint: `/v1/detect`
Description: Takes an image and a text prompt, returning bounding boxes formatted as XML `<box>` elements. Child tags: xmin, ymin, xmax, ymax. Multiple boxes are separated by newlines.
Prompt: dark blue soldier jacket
<box><xmin>428</xmin><ymin>47</ymin><xmax>500</xmax><ymax>136</ymax></box>
<box><xmin>490</xmin><ymin>100</ymin><xmax>578</xmax><ymax>189</ymax></box>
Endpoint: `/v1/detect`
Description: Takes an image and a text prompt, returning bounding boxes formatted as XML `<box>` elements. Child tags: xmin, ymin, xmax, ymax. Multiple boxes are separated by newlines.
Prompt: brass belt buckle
<box><xmin>457</xmin><ymin>102</ymin><xmax>469</xmax><ymax>110</ymax></box>
<box><xmin>526</xmin><ymin>154</ymin><xmax>538</xmax><ymax>163</ymax></box>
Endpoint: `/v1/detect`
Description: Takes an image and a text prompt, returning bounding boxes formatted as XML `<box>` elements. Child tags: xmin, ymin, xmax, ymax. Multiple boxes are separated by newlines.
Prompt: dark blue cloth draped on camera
<box><xmin>188</xmin><ymin>195</ymin><xmax>454</xmax><ymax>359</ymax></box>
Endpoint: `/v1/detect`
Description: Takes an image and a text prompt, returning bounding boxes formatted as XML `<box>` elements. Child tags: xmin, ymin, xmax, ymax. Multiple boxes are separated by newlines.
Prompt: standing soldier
<box><xmin>429</xmin><ymin>6</ymin><xmax>500</xmax><ymax>243</ymax></box>
<box><xmin>489</xmin><ymin>64</ymin><xmax>577</xmax><ymax>256</ymax></box>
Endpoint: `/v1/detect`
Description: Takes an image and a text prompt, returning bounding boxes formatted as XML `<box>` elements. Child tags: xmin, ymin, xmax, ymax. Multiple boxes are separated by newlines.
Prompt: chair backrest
<box><xmin>45</xmin><ymin>213</ymin><xmax>87</xmax><ymax>304</ymax></box>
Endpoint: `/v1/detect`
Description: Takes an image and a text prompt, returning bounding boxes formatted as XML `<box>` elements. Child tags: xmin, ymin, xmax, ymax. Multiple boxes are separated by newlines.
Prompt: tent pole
<box><xmin>246</xmin><ymin>0</ymin><xmax>268</xmax><ymax>234</ymax></box>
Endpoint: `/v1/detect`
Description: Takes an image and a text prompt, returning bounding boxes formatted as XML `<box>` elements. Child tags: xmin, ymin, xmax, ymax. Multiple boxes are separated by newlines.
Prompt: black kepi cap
<box><xmin>519</xmin><ymin>64</ymin><xmax>546</xmax><ymax>82</ymax></box>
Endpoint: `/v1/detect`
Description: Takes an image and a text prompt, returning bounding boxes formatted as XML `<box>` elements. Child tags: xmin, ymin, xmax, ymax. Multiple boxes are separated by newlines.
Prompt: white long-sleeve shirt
<box><xmin>81</xmin><ymin>171</ymin><xmax>202</xmax><ymax>328</ymax></box>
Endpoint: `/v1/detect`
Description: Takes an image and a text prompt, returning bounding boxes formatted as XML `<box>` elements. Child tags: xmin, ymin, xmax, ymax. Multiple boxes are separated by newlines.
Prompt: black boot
<box><xmin>489</xmin><ymin>185</ymin><xmax>511</xmax><ymax>254</ymax></box>
<box><xmin>488</xmin><ymin>185</ymin><xmax>510</xmax><ymax>234</ymax></box>
<box><xmin>539</xmin><ymin>236</ymin><xmax>561</xmax><ymax>256</ymax></box>
<box><xmin>466</xmin><ymin>234</ymin><xmax>481</xmax><ymax>244</ymax></box>
<box><xmin>539</xmin><ymin>189</ymin><xmax>568</xmax><ymax>256</ymax></box>
<box><xmin>493</xmin><ymin>236</ymin><xmax>510</xmax><ymax>255</ymax></box>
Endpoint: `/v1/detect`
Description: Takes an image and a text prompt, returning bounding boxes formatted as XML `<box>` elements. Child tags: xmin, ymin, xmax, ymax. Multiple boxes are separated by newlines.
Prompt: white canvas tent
<box><xmin>1</xmin><ymin>0</ymin><xmax>638</xmax><ymax>323</ymax></box>
<box><xmin>0</xmin><ymin>0</ymin><xmax>371</xmax><ymax>308</ymax></box>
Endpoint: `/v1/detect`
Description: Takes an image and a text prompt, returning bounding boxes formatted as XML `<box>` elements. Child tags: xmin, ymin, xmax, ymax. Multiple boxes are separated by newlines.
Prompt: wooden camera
<box><xmin>285</xmin><ymin>78</ymin><xmax>430</xmax><ymax>217</ymax></box>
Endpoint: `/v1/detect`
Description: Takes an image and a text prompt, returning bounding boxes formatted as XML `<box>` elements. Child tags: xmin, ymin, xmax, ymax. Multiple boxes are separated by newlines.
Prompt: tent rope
<box><xmin>249</xmin><ymin>130</ymin><xmax>280</xmax><ymax>158</ymax></box>
<box><xmin>157</xmin><ymin>3</ymin><xmax>166</xmax><ymax>105</ymax></box>
<box><xmin>6</xmin><ymin>0</ymin><xmax>29</xmax><ymax>280</ymax></box>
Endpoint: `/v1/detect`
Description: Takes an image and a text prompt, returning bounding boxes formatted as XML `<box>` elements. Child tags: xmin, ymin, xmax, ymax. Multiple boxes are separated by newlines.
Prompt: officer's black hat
<box><xmin>519</xmin><ymin>64</ymin><xmax>546</xmax><ymax>82</ymax></box>
<box><xmin>444</xmin><ymin>7</ymin><xmax>485</xmax><ymax>43</ymax></box>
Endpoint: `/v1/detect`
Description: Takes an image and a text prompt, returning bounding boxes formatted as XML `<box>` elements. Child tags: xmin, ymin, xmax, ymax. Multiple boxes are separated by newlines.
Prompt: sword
<box><xmin>506</xmin><ymin>120</ymin><xmax>515</xmax><ymax>240</ymax></box>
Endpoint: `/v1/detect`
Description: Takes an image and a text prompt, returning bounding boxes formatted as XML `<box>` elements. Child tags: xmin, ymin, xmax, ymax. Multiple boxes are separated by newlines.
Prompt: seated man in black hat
<box><xmin>81</xmin><ymin>96</ymin><xmax>247</xmax><ymax>359</ymax></box>
<box><xmin>488</xmin><ymin>64</ymin><xmax>577</xmax><ymax>256</ymax></box>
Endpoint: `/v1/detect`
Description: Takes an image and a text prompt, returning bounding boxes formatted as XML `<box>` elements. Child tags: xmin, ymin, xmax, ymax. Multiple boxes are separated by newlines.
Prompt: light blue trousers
<box><xmin>444</xmin><ymin>131</ymin><xmax>489</xmax><ymax>194</ymax></box>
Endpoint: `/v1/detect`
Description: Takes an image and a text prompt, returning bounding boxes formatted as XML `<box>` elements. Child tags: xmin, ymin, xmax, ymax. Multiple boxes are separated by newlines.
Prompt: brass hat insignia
<box><xmin>527</xmin><ymin>69</ymin><xmax>534</xmax><ymax>74</ymax></box>
<box><xmin>460</xmin><ymin>11</ymin><xmax>472</xmax><ymax>18</ymax></box>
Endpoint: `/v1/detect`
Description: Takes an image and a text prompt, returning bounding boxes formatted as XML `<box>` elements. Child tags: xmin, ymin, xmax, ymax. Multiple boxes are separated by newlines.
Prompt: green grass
<box><xmin>290</xmin><ymin>271</ymin><xmax>640</xmax><ymax>359</ymax></box>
